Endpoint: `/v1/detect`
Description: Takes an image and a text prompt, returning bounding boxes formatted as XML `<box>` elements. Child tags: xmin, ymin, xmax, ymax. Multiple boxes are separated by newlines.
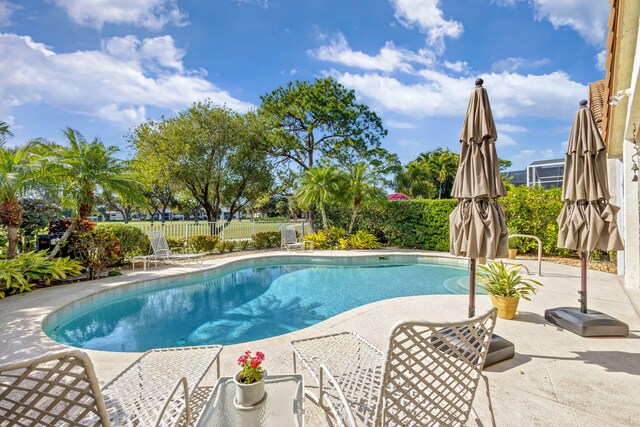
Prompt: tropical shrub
<box><xmin>478</xmin><ymin>261</ymin><xmax>543</xmax><ymax>300</ymax></box>
<box><xmin>216</xmin><ymin>240</ymin><xmax>235</xmax><ymax>253</ymax></box>
<box><xmin>303</xmin><ymin>231</ymin><xmax>330</xmax><ymax>249</ymax></box>
<box><xmin>188</xmin><ymin>235</ymin><xmax>220</xmax><ymax>252</ymax></box>
<box><xmin>253</xmin><ymin>231</ymin><xmax>281</xmax><ymax>249</ymax></box>
<box><xmin>0</xmin><ymin>251</ymin><xmax>83</xmax><ymax>298</ymax></box>
<box><xmin>347</xmin><ymin>231</ymin><xmax>381</xmax><ymax>249</ymax></box>
<box><xmin>49</xmin><ymin>218</ymin><xmax>96</xmax><ymax>234</ymax></box>
<box><xmin>99</xmin><ymin>224</ymin><xmax>150</xmax><ymax>260</ymax></box>
<box><xmin>239</xmin><ymin>239</ymin><xmax>251</xmax><ymax>250</ymax></box>
<box><xmin>166</xmin><ymin>236</ymin><xmax>187</xmax><ymax>250</ymax></box>
<box><xmin>73</xmin><ymin>229</ymin><xmax>123</xmax><ymax>279</ymax></box>
<box><xmin>327</xmin><ymin>226</ymin><xmax>346</xmax><ymax>243</ymax></box>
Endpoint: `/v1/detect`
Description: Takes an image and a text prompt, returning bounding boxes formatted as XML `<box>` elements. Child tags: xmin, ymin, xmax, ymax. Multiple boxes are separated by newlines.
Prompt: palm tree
<box><xmin>47</xmin><ymin>128</ymin><xmax>142</xmax><ymax>258</ymax></box>
<box><xmin>345</xmin><ymin>162</ymin><xmax>384</xmax><ymax>234</ymax></box>
<box><xmin>0</xmin><ymin>121</ymin><xmax>14</xmax><ymax>143</ymax></box>
<box><xmin>294</xmin><ymin>166</ymin><xmax>342</xmax><ymax>231</ymax></box>
<box><xmin>0</xmin><ymin>141</ymin><xmax>46</xmax><ymax>258</ymax></box>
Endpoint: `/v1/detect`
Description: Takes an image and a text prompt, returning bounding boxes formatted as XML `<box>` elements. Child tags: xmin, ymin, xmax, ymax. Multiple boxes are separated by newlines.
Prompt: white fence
<box><xmin>132</xmin><ymin>220</ymin><xmax>313</xmax><ymax>241</ymax></box>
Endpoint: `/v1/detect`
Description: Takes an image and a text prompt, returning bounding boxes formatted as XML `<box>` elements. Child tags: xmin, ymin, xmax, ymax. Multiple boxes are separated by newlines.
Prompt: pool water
<box><xmin>44</xmin><ymin>259</ymin><xmax>473</xmax><ymax>352</ymax></box>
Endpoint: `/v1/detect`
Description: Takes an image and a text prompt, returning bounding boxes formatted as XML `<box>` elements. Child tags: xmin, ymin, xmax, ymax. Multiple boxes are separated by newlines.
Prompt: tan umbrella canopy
<box><xmin>557</xmin><ymin>99</ymin><xmax>623</xmax><ymax>313</ymax></box>
<box><xmin>450</xmin><ymin>78</ymin><xmax>508</xmax><ymax>317</ymax></box>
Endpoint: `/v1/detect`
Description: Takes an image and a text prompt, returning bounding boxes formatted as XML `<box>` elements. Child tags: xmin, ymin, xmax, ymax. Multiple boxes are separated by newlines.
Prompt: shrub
<box><xmin>49</xmin><ymin>218</ymin><xmax>96</xmax><ymax>234</ymax></box>
<box><xmin>73</xmin><ymin>229</ymin><xmax>123</xmax><ymax>279</ymax></box>
<box><xmin>347</xmin><ymin>231</ymin><xmax>381</xmax><ymax>249</ymax></box>
<box><xmin>253</xmin><ymin>231</ymin><xmax>281</xmax><ymax>249</ymax></box>
<box><xmin>188</xmin><ymin>235</ymin><xmax>220</xmax><ymax>252</ymax></box>
<box><xmin>99</xmin><ymin>224</ymin><xmax>150</xmax><ymax>261</ymax></box>
<box><xmin>216</xmin><ymin>240</ymin><xmax>235</xmax><ymax>253</ymax></box>
<box><xmin>304</xmin><ymin>231</ymin><xmax>330</xmax><ymax>249</ymax></box>
<box><xmin>239</xmin><ymin>239</ymin><xmax>251</xmax><ymax>250</ymax></box>
<box><xmin>0</xmin><ymin>252</ymin><xmax>83</xmax><ymax>298</ymax></box>
<box><xmin>166</xmin><ymin>236</ymin><xmax>187</xmax><ymax>249</ymax></box>
<box><xmin>327</xmin><ymin>226</ymin><xmax>346</xmax><ymax>243</ymax></box>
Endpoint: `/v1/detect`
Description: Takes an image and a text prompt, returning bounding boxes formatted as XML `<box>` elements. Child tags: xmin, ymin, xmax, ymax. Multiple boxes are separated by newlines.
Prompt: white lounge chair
<box><xmin>0</xmin><ymin>345</ymin><xmax>222</xmax><ymax>426</ymax></box>
<box><xmin>281</xmin><ymin>225</ymin><xmax>313</xmax><ymax>251</ymax></box>
<box><xmin>291</xmin><ymin>309</ymin><xmax>497</xmax><ymax>426</ymax></box>
<box><xmin>133</xmin><ymin>230</ymin><xmax>205</xmax><ymax>270</ymax></box>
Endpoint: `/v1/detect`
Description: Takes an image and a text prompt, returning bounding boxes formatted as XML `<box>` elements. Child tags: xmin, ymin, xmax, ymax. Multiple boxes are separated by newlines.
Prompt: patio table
<box><xmin>195</xmin><ymin>374</ymin><xmax>304</xmax><ymax>426</ymax></box>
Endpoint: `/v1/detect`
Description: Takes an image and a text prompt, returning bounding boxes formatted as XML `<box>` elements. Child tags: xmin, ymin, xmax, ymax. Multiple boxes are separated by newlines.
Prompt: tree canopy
<box><xmin>259</xmin><ymin>77</ymin><xmax>394</xmax><ymax>171</ymax></box>
<box><xmin>130</xmin><ymin>101</ymin><xmax>273</xmax><ymax>222</ymax></box>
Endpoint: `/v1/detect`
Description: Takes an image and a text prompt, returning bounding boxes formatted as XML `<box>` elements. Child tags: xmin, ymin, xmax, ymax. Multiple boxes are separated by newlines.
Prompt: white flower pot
<box><xmin>234</xmin><ymin>370</ymin><xmax>266</xmax><ymax>407</ymax></box>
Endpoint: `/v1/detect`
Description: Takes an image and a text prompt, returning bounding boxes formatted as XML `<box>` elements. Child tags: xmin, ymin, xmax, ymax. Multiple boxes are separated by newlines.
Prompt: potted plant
<box><xmin>477</xmin><ymin>261</ymin><xmax>542</xmax><ymax>320</ymax></box>
<box><xmin>234</xmin><ymin>351</ymin><xmax>266</xmax><ymax>407</ymax></box>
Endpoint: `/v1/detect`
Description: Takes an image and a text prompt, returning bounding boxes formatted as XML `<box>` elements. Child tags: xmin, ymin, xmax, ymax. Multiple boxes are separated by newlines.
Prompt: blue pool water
<box><xmin>44</xmin><ymin>258</ymin><xmax>473</xmax><ymax>352</ymax></box>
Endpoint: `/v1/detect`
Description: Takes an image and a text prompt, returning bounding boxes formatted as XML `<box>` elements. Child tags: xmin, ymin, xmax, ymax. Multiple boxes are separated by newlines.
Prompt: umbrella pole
<box><xmin>469</xmin><ymin>258</ymin><xmax>476</xmax><ymax>318</ymax></box>
<box><xmin>580</xmin><ymin>252</ymin><xmax>587</xmax><ymax>313</ymax></box>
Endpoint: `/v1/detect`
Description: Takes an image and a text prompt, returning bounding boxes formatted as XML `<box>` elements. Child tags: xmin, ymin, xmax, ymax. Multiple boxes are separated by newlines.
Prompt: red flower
<box><xmin>250</xmin><ymin>358</ymin><xmax>261</xmax><ymax>369</ymax></box>
<box><xmin>237</xmin><ymin>355</ymin><xmax>248</xmax><ymax>366</ymax></box>
<box><xmin>255</xmin><ymin>351</ymin><xmax>265</xmax><ymax>361</ymax></box>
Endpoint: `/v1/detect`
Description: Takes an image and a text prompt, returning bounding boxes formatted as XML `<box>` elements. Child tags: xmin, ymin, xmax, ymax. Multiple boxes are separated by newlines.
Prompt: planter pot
<box><xmin>234</xmin><ymin>370</ymin><xmax>266</xmax><ymax>407</ymax></box>
<box><xmin>479</xmin><ymin>257</ymin><xmax>487</xmax><ymax>265</ymax></box>
<box><xmin>490</xmin><ymin>295</ymin><xmax>520</xmax><ymax>320</ymax></box>
<box><xmin>508</xmin><ymin>249</ymin><xmax>518</xmax><ymax>260</ymax></box>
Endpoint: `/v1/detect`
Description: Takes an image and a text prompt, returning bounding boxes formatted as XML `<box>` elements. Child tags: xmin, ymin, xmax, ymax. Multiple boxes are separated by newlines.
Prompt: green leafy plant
<box><xmin>303</xmin><ymin>231</ymin><xmax>330</xmax><ymax>249</ymax></box>
<box><xmin>166</xmin><ymin>236</ymin><xmax>188</xmax><ymax>250</ymax></box>
<box><xmin>73</xmin><ymin>229</ymin><xmax>123</xmax><ymax>279</ymax></box>
<box><xmin>327</xmin><ymin>226</ymin><xmax>346</xmax><ymax>243</ymax></box>
<box><xmin>477</xmin><ymin>261</ymin><xmax>542</xmax><ymax>300</ymax></box>
<box><xmin>188</xmin><ymin>235</ymin><xmax>220</xmax><ymax>252</ymax></box>
<box><xmin>0</xmin><ymin>252</ymin><xmax>83</xmax><ymax>298</ymax></box>
<box><xmin>99</xmin><ymin>224</ymin><xmax>150</xmax><ymax>260</ymax></box>
<box><xmin>347</xmin><ymin>231</ymin><xmax>381</xmax><ymax>249</ymax></box>
<box><xmin>336</xmin><ymin>237</ymin><xmax>351</xmax><ymax>250</ymax></box>
<box><xmin>239</xmin><ymin>239</ymin><xmax>251</xmax><ymax>250</ymax></box>
<box><xmin>215</xmin><ymin>240</ymin><xmax>235</xmax><ymax>253</ymax></box>
<box><xmin>253</xmin><ymin>231</ymin><xmax>281</xmax><ymax>249</ymax></box>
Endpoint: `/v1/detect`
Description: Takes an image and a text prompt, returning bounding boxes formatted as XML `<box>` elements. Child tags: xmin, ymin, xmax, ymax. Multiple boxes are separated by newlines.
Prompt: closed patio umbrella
<box><xmin>546</xmin><ymin>100</ymin><xmax>628</xmax><ymax>336</ymax></box>
<box><xmin>450</xmin><ymin>78</ymin><xmax>509</xmax><ymax>319</ymax></box>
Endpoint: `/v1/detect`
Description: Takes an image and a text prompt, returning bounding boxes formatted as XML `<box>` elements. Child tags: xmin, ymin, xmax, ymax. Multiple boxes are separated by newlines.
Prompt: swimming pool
<box><xmin>44</xmin><ymin>256</ymin><xmax>474</xmax><ymax>352</ymax></box>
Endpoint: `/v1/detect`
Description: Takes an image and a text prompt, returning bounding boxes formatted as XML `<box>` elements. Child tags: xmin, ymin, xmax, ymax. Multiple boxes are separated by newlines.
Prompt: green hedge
<box><xmin>322</xmin><ymin>185</ymin><xmax>568</xmax><ymax>255</ymax></box>
<box><xmin>98</xmin><ymin>224</ymin><xmax>150</xmax><ymax>261</ymax></box>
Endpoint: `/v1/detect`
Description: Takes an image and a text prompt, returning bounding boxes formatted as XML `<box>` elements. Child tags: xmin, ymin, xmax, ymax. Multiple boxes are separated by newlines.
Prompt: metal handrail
<box><xmin>508</xmin><ymin>234</ymin><xmax>542</xmax><ymax>276</ymax></box>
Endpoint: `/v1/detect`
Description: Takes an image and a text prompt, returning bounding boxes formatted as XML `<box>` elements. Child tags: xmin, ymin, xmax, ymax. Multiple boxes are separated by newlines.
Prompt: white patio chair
<box><xmin>0</xmin><ymin>345</ymin><xmax>222</xmax><ymax>426</ymax></box>
<box><xmin>135</xmin><ymin>230</ymin><xmax>205</xmax><ymax>270</ymax></box>
<box><xmin>291</xmin><ymin>309</ymin><xmax>497</xmax><ymax>426</ymax></box>
<box><xmin>281</xmin><ymin>225</ymin><xmax>313</xmax><ymax>251</ymax></box>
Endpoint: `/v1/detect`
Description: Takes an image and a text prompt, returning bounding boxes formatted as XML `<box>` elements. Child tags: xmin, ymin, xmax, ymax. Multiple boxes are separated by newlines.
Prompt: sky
<box><xmin>0</xmin><ymin>0</ymin><xmax>610</xmax><ymax>170</ymax></box>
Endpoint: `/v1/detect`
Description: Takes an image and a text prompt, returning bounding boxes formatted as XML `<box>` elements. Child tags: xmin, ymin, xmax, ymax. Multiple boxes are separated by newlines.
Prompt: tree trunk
<box><xmin>48</xmin><ymin>218</ymin><xmax>79</xmax><ymax>259</ymax></box>
<box><xmin>348</xmin><ymin>206</ymin><xmax>359</xmax><ymax>235</ymax></box>
<box><xmin>6</xmin><ymin>226</ymin><xmax>19</xmax><ymax>259</ymax></box>
<box><xmin>320</xmin><ymin>206</ymin><xmax>328</xmax><ymax>231</ymax></box>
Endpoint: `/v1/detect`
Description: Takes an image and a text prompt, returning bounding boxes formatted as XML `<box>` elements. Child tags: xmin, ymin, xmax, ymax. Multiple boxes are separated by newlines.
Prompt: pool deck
<box><xmin>1</xmin><ymin>249</ymin><xmax>640</xmax><ymax>426</ymax></box>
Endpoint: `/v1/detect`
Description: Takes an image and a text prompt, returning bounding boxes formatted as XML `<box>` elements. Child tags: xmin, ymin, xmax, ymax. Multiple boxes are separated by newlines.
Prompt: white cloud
<box><xmin>51</xmin><ymin>0</ymin><xmax>187</xmax><ymax>30</ymax></box>
<box><xmin>0</xmin><ymin>33</ymin><xmax>251</xmax><ymax>128</ymax></box>
<box><xmin>491</xmin><ymin>57</ymin><xmax>550</xmax><ymax>73</ymax></box>
<box><xmin>596</xmin><ymin>49</ymin><xmax>607</xmax><ymax>71</ymax></box>
<box><xmin>333</xmin><ymin>69</ymin><xmax>587</xmax><ymax>120</ymax></box>
<box><xmin>498</xmin><ymin>133</ymin><xmax>518</xmax><ymax>146</ymax></box>
<box><xmin>386</xmin><ymin>119</ymin><xmax>416</xmax><ymax>129</ymax></box>
<box><xmin>289</xmin><ymin>69</ymin><xmax>298</xmax><ymax>76</ymax></box>
<box><xmin>442</xmin><ymin>60</ymin><xmax>469</xmax><ymax>73</ymax></box>
<box><xmin>308</xmin><ymin>32</ymin><xmax>434</xmax><ymax>73</ymax></box>
<box><xmin>0</xmin><ymin>1</ymin><xmax>19</xmax><ymax>27</ymax></box>
<box><xmin>494</xmin><ymin>0</ymin><xmax>609</xmax><ymax>46</ymax></box>
<box><xmin>497</xmin><ymin>123</ymin><xmax>527</xmax><ymax>132</ymax></box>
<box><xmin>389</xmin><ymin>0</ymin><xmax>463</xmax><ymax>52</ymax></box>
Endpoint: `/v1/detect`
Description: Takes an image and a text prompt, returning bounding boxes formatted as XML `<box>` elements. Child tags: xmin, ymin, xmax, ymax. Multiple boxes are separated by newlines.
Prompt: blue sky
<box><xmin>0</xmin><ymin>0</ymin><xmax>609</xmax><ymax>170</ymax></box>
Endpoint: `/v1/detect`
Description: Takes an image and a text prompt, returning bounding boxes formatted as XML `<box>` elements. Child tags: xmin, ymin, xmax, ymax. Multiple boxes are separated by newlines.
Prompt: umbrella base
<box><xmin>485</xmin><ymin>334</ymin><xmax>515</xmax><ymax>367</ymax></box>
<box><xmin>545</xmin><ymin>307</ymin><xmax>629</xmax><ymax>337</ymax></box>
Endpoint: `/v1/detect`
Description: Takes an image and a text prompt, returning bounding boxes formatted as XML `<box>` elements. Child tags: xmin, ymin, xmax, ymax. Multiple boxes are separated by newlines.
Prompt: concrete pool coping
<box><xmin>2</xmin><ymin>249</ymin><xmax>640</xmax><ymax>426</ymax></box>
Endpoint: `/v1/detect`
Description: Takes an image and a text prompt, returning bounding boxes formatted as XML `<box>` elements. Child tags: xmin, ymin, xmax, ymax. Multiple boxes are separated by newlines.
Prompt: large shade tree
<box><xmin>47</xmin><ymin>128</ymin><xmax>141</xmax><ymax>258</ymax></box>
<box><xmin>131</xmin><ymin>101</ymin><xmax>272</xmax><ymax>223</ymax></box>
<box><xmin>294</xmin><ymin>166</ymin><xmax>343</xmax><ymax>231</ymax></box>
<box><xmin>259</xmin><ymin>77</ymin><xmax>393</xmax><ymax>170</ymax></box>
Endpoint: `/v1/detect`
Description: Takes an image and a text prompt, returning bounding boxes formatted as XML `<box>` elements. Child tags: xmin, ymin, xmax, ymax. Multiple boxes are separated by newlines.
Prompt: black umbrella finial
<box><xmin>579</xmin><ymin>99</ymin><xmax>588</xmax><ymax>107</ymax></box>
<box><xmin>475</xmin><ymin>78</ymin><xmax>484</xmax><ymax>87</ymax></box>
